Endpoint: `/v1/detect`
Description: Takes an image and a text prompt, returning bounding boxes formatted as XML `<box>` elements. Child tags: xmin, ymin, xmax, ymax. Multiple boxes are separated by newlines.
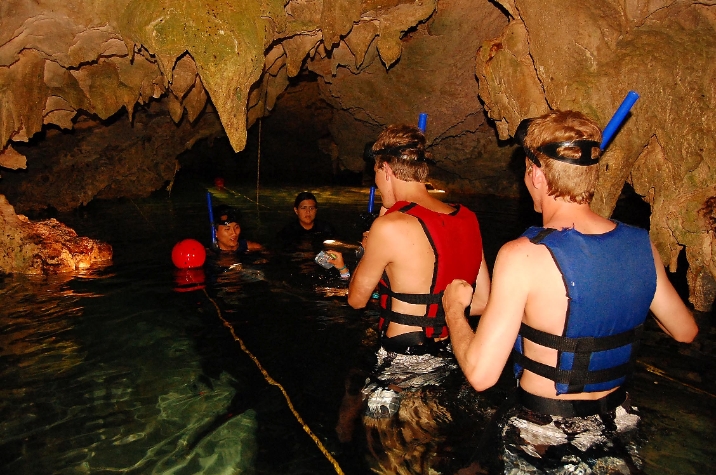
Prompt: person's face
<box><xmin>215</xmin><ymin>216</ymin><xmax>240</xmax><ymax>251</ymax></box>
<box><xmin>294</xmin><ymin>199</ymin><xmax>317</xmax><ymax>229</ymax></box>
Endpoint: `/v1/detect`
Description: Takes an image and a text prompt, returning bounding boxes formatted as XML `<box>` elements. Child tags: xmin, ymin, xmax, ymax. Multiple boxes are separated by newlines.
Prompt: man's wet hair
<box><xmin>294</xmin><ymin>191</ymin><xmax>318</xmax><ymax>209</ymax></box>
<box><xmin>371</xmin><ymin>124</ymin><xmax>433</xmax><ymax>183</ymax></box>
<box><xmin>213</xmin><ymin>204</ymin><xmax>240</xmax><ymax>226</ymax></box>
<box><xmin>519</xmin><ymin>110</ymin><xmax>602</xmax><ymax>204</ymax></box>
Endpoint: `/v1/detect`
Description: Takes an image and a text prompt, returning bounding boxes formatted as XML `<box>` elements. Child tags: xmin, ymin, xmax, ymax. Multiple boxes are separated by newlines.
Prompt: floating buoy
<box><xmin>214</xmin><ymin>177</ymin><xmax>225</xmax><ymax>190</ymax></box>
<box><xmin>171</xmin><ymin>239</ymin><xmax>206</xmax><ymax>269</ymax></box>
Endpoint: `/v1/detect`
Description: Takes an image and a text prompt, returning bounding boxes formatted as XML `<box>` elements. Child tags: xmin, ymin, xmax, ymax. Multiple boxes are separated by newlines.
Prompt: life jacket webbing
<box><xmin>381</xmin><ymin>285</ymin><xmax>443</xmax><ymax>305</ymax></box>
<box><xmin>381</xmin><ymin>309</ymin><xmax>446</xmax><ymax>328</ymax></box>
<box><xmin>378</xmin><ymin>201</ymin><xmax>482</xmax><ymax>339</ymax></box>
<box><xmin>511</xmin><ymin>351</ymin><xmax>634</xmax><ymax>387</ymax></box>
<box><xmin>518</xmin><ymin>323</ymin><xmax>643</xmax><ymax>353</ymax></box>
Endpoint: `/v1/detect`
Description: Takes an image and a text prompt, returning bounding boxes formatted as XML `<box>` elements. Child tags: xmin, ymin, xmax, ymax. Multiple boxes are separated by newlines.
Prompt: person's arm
<box><xmin>648</xmin><ymin>243</ymin><xmax>698</xmax><ymax>342</ymax></box>
<box><xmin>443</xmin><ymin>239</ymin><xmax>530</xmax><ymax>391</ymax></box>
<box><xmin>346</xmin><ymin>217</ymin><xmax>394</xmax><ymax>309</ymax></box>
<box><xmin>468</xmin><ymin>251</ymin><xmax>491</xmax><ymax>316</ymax></box>
<box><xmin>326</xmin><ymin>251</ymin><xmax>351</xmax><ymax>280</ymax></box>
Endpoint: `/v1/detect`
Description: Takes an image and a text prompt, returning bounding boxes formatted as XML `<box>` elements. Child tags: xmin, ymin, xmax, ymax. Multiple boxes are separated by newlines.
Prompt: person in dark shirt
<box><xmin>212</xmin><ymin>205</ymin><xmax>262</xmax><ymax>253</ymax></box>
<box><xmin>278</xmin><ymin>191</ymin><xmax>336</xmax><ymax>242</ymax></box>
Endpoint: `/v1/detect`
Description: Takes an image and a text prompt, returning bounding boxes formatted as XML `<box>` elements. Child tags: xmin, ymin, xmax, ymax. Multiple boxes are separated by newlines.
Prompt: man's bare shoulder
<box><xmin>498</xmin><ymin>235</ymin><xmax>540</xmax><ymax>256</ymax></box>
<box><xmin>371</xmin><ymin>211</ymin><xmax>419</xmax><ymax>234</ymax></box>
<box><xmin>494</xmin><ymin>236</ymin><xmax>550</xmax><ymax>272</ymax></box>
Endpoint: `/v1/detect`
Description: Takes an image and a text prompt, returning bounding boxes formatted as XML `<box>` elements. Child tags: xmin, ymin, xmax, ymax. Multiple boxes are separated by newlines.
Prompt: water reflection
<box><xmin>0</xmin><ymin>183</ymin><xmax>713</xmax><ymax>474</ymax></box>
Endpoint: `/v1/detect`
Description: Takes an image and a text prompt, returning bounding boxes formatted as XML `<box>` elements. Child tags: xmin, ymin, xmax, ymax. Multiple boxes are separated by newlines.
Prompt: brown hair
<box><xmin>524</xmin><ymin>110</ymin><xmax>602</xmax><ymax>204</ymax></box>
<box><xmin>372</xmin><ymin>124</ymin><xmax>431</xmax><ymax>183</ymax></box>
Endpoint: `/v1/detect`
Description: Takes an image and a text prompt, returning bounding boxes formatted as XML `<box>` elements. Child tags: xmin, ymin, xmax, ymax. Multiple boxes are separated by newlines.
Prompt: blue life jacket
<box><xmin>513</xmin><ymin>221</ymin><xmax>656</xmax><ymax>395</ymax></box>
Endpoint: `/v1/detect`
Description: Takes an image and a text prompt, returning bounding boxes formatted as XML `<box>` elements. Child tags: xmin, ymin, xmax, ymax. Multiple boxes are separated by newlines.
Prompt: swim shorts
<box><xmin>500</xmin><ymin>391</ymin><xmax>642</xmax><ymax>474</ymax></box>
<box><xmin>362</xmin><ymin>346</ymin><xmax>458</xmax><ymax>419</ymax></box>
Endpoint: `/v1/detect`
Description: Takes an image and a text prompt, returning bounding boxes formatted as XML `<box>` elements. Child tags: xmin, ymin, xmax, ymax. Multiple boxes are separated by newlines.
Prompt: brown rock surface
<box><xmin>476</xmin><ymin>0</ymin><xmax>716</xmax><ymax>309</ymax></box>
<box><xmin>1</xmin><ymin>0</ymin><xmax>714</xmax><ymax>308</ymax></box>
<box><xmin>0</xmin><ymin>194</ymin><xmax>112</xmax><ymax>274</ymax></box>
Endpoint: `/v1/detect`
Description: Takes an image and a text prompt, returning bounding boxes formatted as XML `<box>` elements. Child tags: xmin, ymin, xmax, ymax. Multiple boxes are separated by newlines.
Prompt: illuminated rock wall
<box><xmin>475</xmin><ymin>0</ymin><xmax>716</xmax><ymax>309</ymax></box>
<box><xmin>0</xmin><ymin>0</ymin><xmax>714</xmax><ymax>309</ymax></box>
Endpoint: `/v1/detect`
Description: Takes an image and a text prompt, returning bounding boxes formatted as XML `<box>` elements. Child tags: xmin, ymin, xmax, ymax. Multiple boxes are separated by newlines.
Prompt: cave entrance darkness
<box><xmin>178</xmin><ymin>72</ymin><xmax>362</xmax><ymax>190</ymax></box>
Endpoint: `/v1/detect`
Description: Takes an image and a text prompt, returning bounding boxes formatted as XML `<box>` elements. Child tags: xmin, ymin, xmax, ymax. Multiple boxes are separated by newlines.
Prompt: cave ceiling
<box><xmin>0</xmin><ymin>0</ymin><xmax>715</xmax><ymax>309</ymax></box>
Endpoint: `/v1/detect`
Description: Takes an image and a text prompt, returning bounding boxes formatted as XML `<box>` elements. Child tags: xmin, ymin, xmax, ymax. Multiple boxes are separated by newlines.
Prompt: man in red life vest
<box><xmin>329</xmin><ymin>124</ymin><xmax>490</xmax><ymax>413</ymax></box>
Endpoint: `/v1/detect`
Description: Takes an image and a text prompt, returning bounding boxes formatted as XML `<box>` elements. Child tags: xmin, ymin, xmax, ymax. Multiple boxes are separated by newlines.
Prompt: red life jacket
<box><xmin>378</xmin><ymin>201</ymin><xmax>483</xmax><ymax>339</ymax></box>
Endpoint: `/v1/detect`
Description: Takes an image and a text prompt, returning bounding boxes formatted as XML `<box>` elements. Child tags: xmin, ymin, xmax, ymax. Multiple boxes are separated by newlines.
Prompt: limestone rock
<box><xmin>476</xmin><ymin>0</ymin><xmax>716</xmax><ymax>309</ymax></box>
<box><xmin>0</xmin><ymin>194</ymin><xmax>112</xmax><ymax>274</ymax></box>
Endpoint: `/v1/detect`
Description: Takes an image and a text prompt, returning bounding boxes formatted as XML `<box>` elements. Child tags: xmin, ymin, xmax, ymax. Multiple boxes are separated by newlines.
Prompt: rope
<box><xmin>637</xmin><ymin>360</ymin><xmax>716</xmax><ymax>398</ymax></box>
<box><xmin>256</xmin><ymin>118</ymin><xmax>261</xmax><ymax>212</ymax></box>
<box><xmin>202</xmin><ymin>288</ymin><xmax>345</xmax><ymax>475</ymax></box>
<box><xmin>130</xmin><ymin>199</ymin><xmax>156</xmax><ymax>232</ymax></box>
<box><xmin>222</xmin><ymin>187</ymin><xmax>272</xmax><ymax>209</ymax></box>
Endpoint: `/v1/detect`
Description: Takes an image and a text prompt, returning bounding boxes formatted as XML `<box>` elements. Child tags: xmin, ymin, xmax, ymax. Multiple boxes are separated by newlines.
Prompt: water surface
<box><xmin>0</xmin><ymin>179</ymin><xmax>713</xmax><ymax>474</ymax></box>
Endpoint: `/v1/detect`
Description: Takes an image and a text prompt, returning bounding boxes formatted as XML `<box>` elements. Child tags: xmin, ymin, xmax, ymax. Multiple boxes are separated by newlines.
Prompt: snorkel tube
<box><xmin>206</xmin><ymin>191</ymin><xmax>217</xmax><ymax>248</ymax></box>
<box><xmin>601</xmin><ymin>91</ymin><xmax>639</xmax><ymax>150</ymax></box>
<box><xmin>368</xmin><ymin>185</ymin><xmax>376</xmax><ymax>214</ymax></box>
<box><xmin>418</xmin><ymin>113</ymin><xmax>428</xmax><ymax>134</ymax></box>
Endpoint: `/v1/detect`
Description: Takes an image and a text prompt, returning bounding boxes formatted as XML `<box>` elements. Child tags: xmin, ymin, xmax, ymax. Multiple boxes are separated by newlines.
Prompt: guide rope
<box><xmin>256</xmin><ymin>117</ymin><xmax>261</xmax><ymax>211</ymax></box>
<box><xmin>202</xmin><ymin>288</ymin><xmax>345</xmax><ymax>475</ymax></box>
<box><xmin>637</xmin><ymin>360</ymin><xmax>715</xmax><ymax>398</ymax></box>
<box><xmin>222</xmin><ymin>187</ymin><xmax>272</xmax><ymax>209</ymax></box>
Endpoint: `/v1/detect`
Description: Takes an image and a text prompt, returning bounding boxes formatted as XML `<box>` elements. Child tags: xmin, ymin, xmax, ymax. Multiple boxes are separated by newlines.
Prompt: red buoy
<box><xmin>171</xmin><ymin>239</ymin><xmax>206</xmax><ymax>269</ymax></box>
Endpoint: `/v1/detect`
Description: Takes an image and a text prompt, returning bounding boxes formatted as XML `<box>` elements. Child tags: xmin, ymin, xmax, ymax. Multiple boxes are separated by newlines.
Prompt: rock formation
<box><xmin>0</xmin><ymin>195</ymin><xmax>112</xmax><ymax>274</ymax></box>
<box><xmin>475</xmin><ymin>0</ymin><xmax>716</xmax><ymax>310</ymax></box>
<box><xmin>0</xmin><ymin>0</ymin><xmax>714</xmax><ymax>309</ymax></box>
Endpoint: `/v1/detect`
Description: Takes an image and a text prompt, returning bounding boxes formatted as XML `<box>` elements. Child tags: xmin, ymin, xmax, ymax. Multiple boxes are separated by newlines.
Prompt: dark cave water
<box><xmin>0</xmin><ymin>177</ymin><xmax>714</xmax><ymax>474</ymax></box>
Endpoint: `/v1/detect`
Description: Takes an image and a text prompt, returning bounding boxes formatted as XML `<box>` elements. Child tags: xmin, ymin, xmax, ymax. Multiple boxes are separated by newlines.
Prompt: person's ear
<box><xmin>529</xmin><ymin>163</ymin><xmax>546</xmax><ymax>189</ymax></box>
<box><xmin>293</xmin><ymin>207</ymin><xmax>299</xmax><ymax>216</ymax></box>
<box><xmin>383</xmin><ymin>163</ymin><xmax>393</xmax><ymax>181</ymax></box>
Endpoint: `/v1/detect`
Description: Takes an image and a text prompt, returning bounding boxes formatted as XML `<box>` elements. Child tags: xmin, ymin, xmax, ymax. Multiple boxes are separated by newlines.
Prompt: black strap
<box><xmin>397</xmin><ymin>202</ymin><xmax>417</xmax><ymax>213</ymax></box>
<box><xmin>382</xmin><ymin>288</ymin><xmax>443</xmax><ymax>305</ymax></box>
<box><xmin>519</xmin><ymin>323</ymin><xmax>643</xmax><ymax>353</ymax></box>
<box><xmin>381</xmin><ymin>309</ymin><xmax>446</xmax><ymax>329</ymax></box>
<box><xmin>517</xmin><ymin>386</ymin><xmax>627</xmax><ymax>417</ymax></box>
<box><xmin>380</xmin><ymin>332</ymin><xmax>450</xmax><ymax>356</ymax></box>
<box><xmin>528</xmin><ymin>227</ymin><xmax>557</xmax><ymax>244</ymax></box>
<box><xmin>511</xmin><ymin>350</ymin><xmax>633</xmax><ymax>386</ymax></box>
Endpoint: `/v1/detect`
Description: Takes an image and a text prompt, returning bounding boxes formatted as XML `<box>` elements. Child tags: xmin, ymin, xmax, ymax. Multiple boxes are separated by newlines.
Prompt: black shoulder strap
<box><xmin>529</xmin><ymin>228</ymin><xmax>557</xmax><ymax>244</ymax></box>
<box><xmin>398</xmin><ymin>202</ymin><xmax>417</xmax><ymax>213</ymax></box>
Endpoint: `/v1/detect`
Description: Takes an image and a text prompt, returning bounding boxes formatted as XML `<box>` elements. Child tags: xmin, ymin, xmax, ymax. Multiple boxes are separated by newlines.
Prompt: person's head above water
<box><xmin>293</xmin><ymin>191</ymin><xmax>318</xmax><ymax>230</ymax></box>
<box><xmin>369</xmin><ymin>124</ymin><xmax>433</xmax><ymax>183</ymax></box>
<box><xmin>213</xmin><ymin>204</ymin><xmax>242</xmax><ymax>251</ymax></box>
<box><xmin>516</xmin><ymin>110</ymin><xmax>602</xmax><ymax>205</ymax></box>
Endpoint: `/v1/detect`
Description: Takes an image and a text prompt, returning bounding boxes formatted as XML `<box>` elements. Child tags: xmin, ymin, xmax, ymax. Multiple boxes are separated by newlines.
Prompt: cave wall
<box><xmin>1</xmin><ymin>0</ymin><xmax>715</xmax><ymax>309</ymax></box>
<box><xmin>475</xmin><ymin>0</ymin><xmax>716</xmax><ymax>309</ymax></box>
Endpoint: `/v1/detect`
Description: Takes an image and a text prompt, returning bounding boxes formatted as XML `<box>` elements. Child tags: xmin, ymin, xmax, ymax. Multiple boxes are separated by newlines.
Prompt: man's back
<box><xmin>377</xmin><ymin>200</ymin><xmax>483</xmax><ymax>338</ymax></box>
<box><xmin>517</xmin><ymin>219</ymin><xmax>657</xmax><ymax>399</ymax></box>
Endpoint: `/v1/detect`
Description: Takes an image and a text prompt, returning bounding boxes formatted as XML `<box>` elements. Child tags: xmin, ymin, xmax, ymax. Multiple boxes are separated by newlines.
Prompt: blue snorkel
<box><xmin>418</xmin><ymin>113</ymin><xmax>428</xmax><ymax>134</ymax></box>
<box><xmin>601</xmin><ymin>91</ymin><xmax>639</xmax><ymax>150</ymax></box>
<box><xmin>368</xmin><ymin>186</ymin><xmax>376</xmax><ymax>214</ymax></box>
<box><xmin>206</xmin><ymin>191</ymin><xmax>217</xmax><ymax>248</ymax></box>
